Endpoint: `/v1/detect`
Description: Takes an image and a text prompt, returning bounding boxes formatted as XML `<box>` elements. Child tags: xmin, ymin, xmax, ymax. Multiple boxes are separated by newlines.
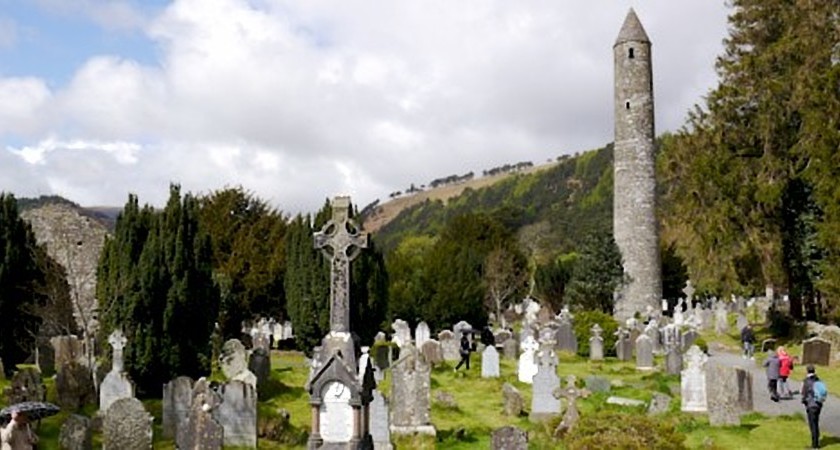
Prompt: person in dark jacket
<box><xmin>480</xmin><ymin>326</ymin><xmax>496</xmax><ymax>347</ymax></box>
<box><xmin>801</xmin><ymin>365</ymin><xmax>824</xmax><ymax>449</ymax></box>
<box><xmin>455</xmin><ymin>332</ymin><xmax>472</xmax><ymax>371</ymax></box>
<box><xmin>740</xmin><ymin>324</ymin><xmax>755</xmax><ymax>359</ymax></box>
<box><xmin>763</xmin><ymin>350</ymin><xmax>781</xmax><ymax>402</ymax></box>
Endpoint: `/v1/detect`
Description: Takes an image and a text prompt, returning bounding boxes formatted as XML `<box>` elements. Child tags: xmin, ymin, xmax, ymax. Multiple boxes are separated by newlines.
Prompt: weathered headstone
<box><xmin>453</xmin><ymin>320</ymin><xmax>472</xmax><ymax>337</ymax></box>
<box><xmin>552</xmin><ymin>375</ymin><xmax>589</xmax><ymax>436</ymax></box>
<box><xmin>99</xmin><ymin>330</ymin><xmax>134</xmax><ymax>414</ymax></box>
<box><xmin>319</xmin><ymin>381</ymin><xmax>354</xmax><ymax>443</ymax></box>
<box><xmin>802</xmin><ymin>337</ymin><xmax>831</xmax><ymax>366</ymax></box>
<box><xmin>615</xmin><ymin>328</ymin><xmax>632</xmax><ymax>361</ymax></box>
<box><xmin>494</xmin><ymin>329</ymin><xmax>513</xmax><ymax>345</ymax></box>
<box><xmin>102</xmin><ymin>397</ymin><xmax>153</xmax><ymax>450</ymax></box>
<box><xmin>56</xmin><ymin>362</ymin><xmax>96</xmax><ymax>411</ymax></box>
<box><xmin>681</xmin><ymin>345</ymin><xmax>708</xmax><ymax>412</ymax></box>
<box><xmin>373</xmin><ymin>344</ymin><xmax>391</xmax><ymax>372</ymax></box>
<box><xmin>584</xmin><ymin>375</ymin><xmax>611</xmax><ymax>394</ymax></box>
<box><xmin>419</xmin><ymin>339</ymin><xmax>443</xmax><ymax>367</ymax></box>
<box><xmin>391</xmin><ymin>319</ymin><xmax>412</xmax><ymax>348</ymax></box>
<box><xmin>370</xmin><ymin>390</ymin><xmax>393</xmax><ymax>450</ymax></box>
<box><xmin>502</xmin><ymin>383</ymin><xmax>524</xmax><ymax>417</ymax></box>
<box><xmin>481</xmin><ymin>346</ymin><xmax>500</xmax><ymax>378</ymax></box>
<box><xmin>647</xmin><ymin>392</ymin><xmax>671</xmax><ymax>415</ymax></box>
<box><xmin>162</xmin><ymin>376</ymin><xmax>194</xmax><ymax>439</ymax></box>
<box><xmin>555</xmin><ymin>319</ymin><xmax>577</xmax><ymax>354</ymax></box>
<box><xmin>439</xmin><ymin>330</ymin><xmax>459</xmax><ymax>361</ymax></box>
<box><xmin>681</xmin><ymin>329</ymin><xmax>699</xmax><ymax>352</ymax></box>
<box><xmin>761</xmin><ymin>338</ymin><xmax>777</xmax><ymax>353</ymax></box>
<box><xmin>683</xmin><ymin>280</ymin><xmax>696</xmax><ymax>305</ymax></box>
<box><xmin>530</xmin><ymin>350</ymin><xmax>560</xmax><ymax>422</ymax></box>
<box><xmin>706</xmin><ymin>364</ymin><xmax>753</xmax><ymax>426</ymax></box>
<box><xmin>59</xmin><ymin>414</ymin><xmax>92</xmax><ymax>450</ymax></box>
<box><xmin>415</xmin><ymin>321</ymin><xmax>431</xmax><ymax>348</ymax></box>
<box><xmin>715</xmin><ymin>303</ymin><xmax>729</xmax><ymax>335</ymax></box>
<box><xmin>736</xmin><ymin>314</ymin><xmax>748</xmax><ymax>334</ymax></box>
<box><xmin>635</xmin><ymin>333</ymin><xmax>654</xmax><ymax>370</ymax></box>
<box><xmin>220</xmin><ymin>339</ymin><xmax>257</xmax><ymax>389</ymax></box>
<box><xmin>4</xmin><ymin>367</ymin><xmax>45</xmax><ymax>404</ymax></box>
<box><xmin>491</xmin><ymin>426</ymin><xmax>528</xmax><ymax>450</ymax></box>
<box><xmin>589</xmin><ymin>324</ymin><xmax>604</xmax><ymax>361</ymax></box>
<box><xmin>517</xmin><ymin>336</ymin><xmax>539</xmax><ymax>384</ymax></box>
<box><xmin>248</xmin><ymin>348</ymin><xmax>271</xmax><ymax>395</ymax></box>
<box><xmin>665</xmin><ymin>346</ymin><xmax>683</xmax><ymax>376</ymax></box>
<box><xmin>390</xmin><ymin>344</ymin><xmax>435</xmax><ymax>435</ymax></box>
<box><xmin>178</xmin><ymin>391</ymin><xmax>224</xmax><ymax>450</ymax></box>
<box><xmin>502</xmin><ymin>338</ymin><xmax>518</xmax><ymax>360</ymax></box>
<box><xmin>216</xmin><ymin>380</ymin><xmax>258</xmax><ymax>448</ymax></box>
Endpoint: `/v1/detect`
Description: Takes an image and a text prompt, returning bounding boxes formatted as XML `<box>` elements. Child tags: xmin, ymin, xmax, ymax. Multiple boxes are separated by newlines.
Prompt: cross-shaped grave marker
<box><xmin>314</xmin><ymin>196</ymin><xmax>368</xmax><ymax>333</ymax></box>
<box><xmin>552</xmin><ymin>375</ymin><xmax>590</xmax><ymax>437</ymax></box>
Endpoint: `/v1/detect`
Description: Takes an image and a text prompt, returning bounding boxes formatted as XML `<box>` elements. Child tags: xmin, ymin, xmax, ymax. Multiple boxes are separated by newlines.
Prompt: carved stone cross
<box><xmin>682</xmin><ymin>280</ymin><xmax>696</xmax><ymax>303</ymax></box>
<box><xmin>314</xmin><ymin>196</ymin><xmax>368</xmax><ymax>333</ymax></box>
<box><xmin>552</xmin><ymin>375</ymin><xmax>590</xmax><ymax>437</ymax></box>
<box><xmin>108</xmin><ymin>329</ymin><xmax>127</xmax><ymax>373</ymax></box>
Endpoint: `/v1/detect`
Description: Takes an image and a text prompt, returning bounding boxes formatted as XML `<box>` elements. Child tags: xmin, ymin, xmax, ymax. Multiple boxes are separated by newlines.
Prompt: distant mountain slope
<box><xmin>17</xmin><ymin>195</ymin><xmax>118</xmax><ymax>230</ymax></box>
<box><xmin>368</xmin><ymin>143</ymin><xmax>615</xmax><ymax>259</ymax></box>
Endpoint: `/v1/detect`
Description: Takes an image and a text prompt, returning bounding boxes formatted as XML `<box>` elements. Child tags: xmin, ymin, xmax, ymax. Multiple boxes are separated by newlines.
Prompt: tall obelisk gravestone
<box><xmin>613</xmin><ymin>8</ymin><xmax>662</xmax><ymax>322</ymax></box>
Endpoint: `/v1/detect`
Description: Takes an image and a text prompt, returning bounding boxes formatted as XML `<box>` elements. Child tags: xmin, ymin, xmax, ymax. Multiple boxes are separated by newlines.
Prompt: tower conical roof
<box><xmin>615</xmin><ymin>8</ymin><xmax>650</xmax><ymax>45</ymax></box>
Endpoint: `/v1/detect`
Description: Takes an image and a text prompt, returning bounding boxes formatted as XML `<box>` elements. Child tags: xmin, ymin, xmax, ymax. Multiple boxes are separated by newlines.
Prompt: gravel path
<box><xmin>708</xmin><ymin>350</ymin><xmax>840</xmax><ymax>437</ymax></box>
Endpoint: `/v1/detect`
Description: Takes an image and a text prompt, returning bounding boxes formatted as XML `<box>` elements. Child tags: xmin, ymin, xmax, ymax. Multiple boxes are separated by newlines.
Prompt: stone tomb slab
<box><xmin>802</xmin><ymin>337</ymin><xmax>831</xmax><ymax>366</ymax></box>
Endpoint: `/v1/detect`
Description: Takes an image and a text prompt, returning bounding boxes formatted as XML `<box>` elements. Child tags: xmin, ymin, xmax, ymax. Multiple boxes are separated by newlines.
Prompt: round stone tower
<box><xmin>613</xmin><ymin>8</ymin><xmax>661</xmax><ymax>322</ymax></box>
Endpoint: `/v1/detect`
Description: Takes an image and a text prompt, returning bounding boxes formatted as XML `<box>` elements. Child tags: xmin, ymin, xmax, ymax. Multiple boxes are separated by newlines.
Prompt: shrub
<box><xmin>573</xmin><ymin>310</ymin><xmax>619</xmax><ymax>357</ymax></box>
<box><xmin>565</xmin><ymin>410</ymin><xmax>687</xmax><ymax>450</ymax></box>
<box><xmin>768</xmin><ymin>308</ymin><xmax>797</xmax><ymax>338</ymax></box>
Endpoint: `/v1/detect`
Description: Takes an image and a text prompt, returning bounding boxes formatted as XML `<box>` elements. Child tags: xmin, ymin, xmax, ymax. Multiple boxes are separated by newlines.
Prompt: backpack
<box><xmin>814</xmin><ymin>380</ymin><xmax>828</xmax><ymax>403</ymax></box>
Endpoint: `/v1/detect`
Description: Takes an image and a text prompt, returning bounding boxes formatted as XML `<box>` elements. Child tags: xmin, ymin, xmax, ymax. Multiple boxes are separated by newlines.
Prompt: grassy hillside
<box><xmin>368</xmin><ymin>143</ymin><xmax>614</xmax><ymax>260</ymax></box>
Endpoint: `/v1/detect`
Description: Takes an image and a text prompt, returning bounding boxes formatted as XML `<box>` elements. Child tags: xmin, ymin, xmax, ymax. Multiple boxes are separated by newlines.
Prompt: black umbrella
<box><xmin>0</xmin><ymin>401</ymin><xmax>60</xmax><ymax>422</ymax></box>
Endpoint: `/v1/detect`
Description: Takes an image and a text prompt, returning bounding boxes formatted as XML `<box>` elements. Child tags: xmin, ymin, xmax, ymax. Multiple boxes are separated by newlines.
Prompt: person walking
<box><xmin>455</xmin><ymin>331</ymin><xmax>472</xmax><ymax>371</ymax></box>
<box><xmin>777</xmin><ymin>346</ymin><xmax>794</xmax><ymax>398</ymax></box>
<box><xmin>1</xmin><ymin>411</ymin><xmax>39</xmax><ymax>450</ymax></box>
<box><xmin>763</xmin><ymin>350</ymin><xmax>781</xmax><ymax>402</ymax></box>
<box><xmin>740</xmin><ymin>324</ymin><xmax>755</xmax><ymax>359</ymax></box>
<box><xmin>801</xmin><ymin>365</ymin><xmax>826</xmax><ymax>449</ymax></box>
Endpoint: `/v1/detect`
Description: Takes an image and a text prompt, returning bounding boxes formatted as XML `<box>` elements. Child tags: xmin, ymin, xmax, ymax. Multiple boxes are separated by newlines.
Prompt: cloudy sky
<box><xmin>0</xmin><ymin>0</ymin><xmax>730</xmax><ymax>213</ymax></box>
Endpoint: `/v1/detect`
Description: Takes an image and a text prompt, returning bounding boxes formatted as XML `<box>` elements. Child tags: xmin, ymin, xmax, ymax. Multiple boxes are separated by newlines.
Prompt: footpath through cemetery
<box><xmin>1</xmin><ymin>5</ymin><xmax>840</xmax><ymax>450</ymax></box>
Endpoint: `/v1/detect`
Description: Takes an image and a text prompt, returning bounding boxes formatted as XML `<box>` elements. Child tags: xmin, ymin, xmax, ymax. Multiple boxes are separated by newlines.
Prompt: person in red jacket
<box><xmin>777</xmin><ymin>346</ymin><xmax>794</xmax><ymax>399</ymax></box>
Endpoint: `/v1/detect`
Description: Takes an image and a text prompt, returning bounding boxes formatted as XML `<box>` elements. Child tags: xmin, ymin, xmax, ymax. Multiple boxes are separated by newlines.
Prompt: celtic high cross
<box><xmin>314</xmin><ymin>196</ymin><xmax>368</xmax><ymax>333</ymax></box>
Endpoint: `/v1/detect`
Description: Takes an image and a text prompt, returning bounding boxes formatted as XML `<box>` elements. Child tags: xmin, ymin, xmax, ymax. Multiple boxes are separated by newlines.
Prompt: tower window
<box><xmin>625</xmin><ymin>101</ymin><xmax>630</xmax><ymax>110</ymax></box>
<box><xmin>629</xmin><ymin>48</ymin><xmax>635</xmax><ymax>59</ymax></box>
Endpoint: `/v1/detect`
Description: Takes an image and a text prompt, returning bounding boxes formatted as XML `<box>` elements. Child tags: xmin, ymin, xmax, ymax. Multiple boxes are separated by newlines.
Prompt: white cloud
<box><xmin>33</xmin><ymin>0</ymin><xmax>149</xmax><ymax>31</ymax></box>
<box><xmin>0</xmin><ymin>0</ymin><xmax>730</xmax><ymax>213</ymax></box>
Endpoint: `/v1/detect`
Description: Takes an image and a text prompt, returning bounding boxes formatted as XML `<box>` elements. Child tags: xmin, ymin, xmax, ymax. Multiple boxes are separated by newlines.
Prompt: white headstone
<box><xmin>415</xmin><ymin>322</ymin><xmax>431</xmax><ymax>348</ymax></box>
<box><xmin>319</xmin><ymin>381</ymin><xmax>354</xmax><ymax>443</ymax></box>
<box><xmin>391</xmin><ymin>319</ymin><xmax>412</xmax><ymax>347</ymax></box>
<box><xmin>481</xmin><ymin>346</ymin><xmax>500</xmax><ymax>378</ymax></box>
<box><xmin>681</xmin><ymin>346</ymin><xmax>708</xmax><ymax>412</ymax></box>
<box><xmin>99</xmin><ymin>330</ymin><xmax>135</xmax><ymax>414</ymax></box>
<box><xmin>517</xmin><ymin>336</ymin><xmax>539</xmax><ymax>384</ymax></box>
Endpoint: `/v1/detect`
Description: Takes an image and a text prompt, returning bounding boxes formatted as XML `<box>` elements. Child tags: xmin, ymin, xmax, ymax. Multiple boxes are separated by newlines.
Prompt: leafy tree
<box><xmin>98</xmin><ymin>186</ymin><xmax>219</xmax><ymax>394</ymax></box>
<box><xmin>198</xmin><ymin>187</ymin><xmax>288</xmax><ymax>337</ymax></box>
<box><xmin>484</xmin><ymin>245</ymin><xmax>529</xmax><ymax>327</ymax></box>
<box><xmin>565</xmin><ymin>231</ymin><xmax>626</xmax><ymax>314</ymax></box>
<box><xmin>386</xmin><ymin>235</ymin><xmax>436</xmax><ymax>325</ymax></box>
<box><xmin>0</xmin><ymin>193</ymin><xmax>57</xmax><ymax>374</ymax></box>
<box><xmin>533</xmin><ymin>253</ymin><xmax>577</xmax><ymax>312</ymax></box>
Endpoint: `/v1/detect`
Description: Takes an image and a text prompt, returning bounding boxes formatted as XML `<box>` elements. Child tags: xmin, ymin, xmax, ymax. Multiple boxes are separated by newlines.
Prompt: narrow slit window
<box><xmin>629</xmin><ymin>47</ymin><xmax>635</xmax><ymax>59</ymax></box>
<box><xmin>625</xmin><ymin>101</ymin><xmax>630</xmax><ymax>110</ymax></box>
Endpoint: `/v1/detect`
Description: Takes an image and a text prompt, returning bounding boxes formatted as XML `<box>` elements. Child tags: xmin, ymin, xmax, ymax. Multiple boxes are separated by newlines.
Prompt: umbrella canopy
<box><xmin>0</xmin><ymin>401</ymin><xmax>60</xmax><ymax>422</ymax></box>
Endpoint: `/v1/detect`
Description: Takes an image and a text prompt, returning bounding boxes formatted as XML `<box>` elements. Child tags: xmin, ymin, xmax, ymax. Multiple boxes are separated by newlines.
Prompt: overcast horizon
<box><xmin>0</xmin><ymin>1</ymin><xmax>730</xmax><ymax>214</ymax></box>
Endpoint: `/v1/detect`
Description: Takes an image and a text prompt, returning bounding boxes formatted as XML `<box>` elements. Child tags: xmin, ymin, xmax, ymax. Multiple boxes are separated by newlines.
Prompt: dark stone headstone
<box><xmin>55</xmin><ymin>362</ymin><xmax>96</xmax><ymax>411</ymax></box>
<box><xmin>502</xmin><ymin>383</ymin><xmax>524</xmax><ymax>416</ymax></box>
<box><xmin>491</xmin><ymin>426</ymin><xmax>528</xmax><ymax>450</ymax></box>
<box><xmin>59</xmin><ymin>414</ymin><xmax>92</xmax><ymax>450</ymax></box>
<box><xmin>162</xmin><ymin>376</ymin><xmax>194</xmax><ymax>439</ymax></box>
<box><xmin>502</xmin><ymin>339</ymin><xmax>518</xmax><ymax>360</ymax></box>
<box><xmin>373</xmin><ymin>345</ymin><xmax>390</xmax><ymax>371</ymax></box>
<box><xmin>665</xmin><ymin>347</ymin><xmax>683</xmax><ymax>376</ymax></box>
<box><xmin>761</xmin><ymin>338</ymin><xmax>777</xmax><ymax>353</ymax></box>
<box><xmin>584</xmin><ymin>376</ymin><xmax>611</xmax><ymax>394</ymax></box>
<box><xmin>4</xmin><ymin>367</ymin><xmax>45</xmax><ymax>404</ymax></box>
<box><xmin>802</xmin><ymin>337</ymin><xmax>831</xmax><ymax>366</ymax></box>
<box><xmin>248</xmin><ymin>348</ymin><xmax>271</xmax><ymax>395</ymax></box>
<box><xmin>555</xmin><ymin>320</ymin><xmax>577</xmax><ymax>354</ymax></box>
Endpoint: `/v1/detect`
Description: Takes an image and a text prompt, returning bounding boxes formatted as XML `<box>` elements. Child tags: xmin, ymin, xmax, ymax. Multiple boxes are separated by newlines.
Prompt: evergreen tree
<box><xmin>0</xmin><ymin>193</ymin><xmax>54</xmax><ymax>374</ymax></box>
<box><xmin>565</xmin><ymin>231</ymin><xmax>626</xmax><ymax>314</ymax></box>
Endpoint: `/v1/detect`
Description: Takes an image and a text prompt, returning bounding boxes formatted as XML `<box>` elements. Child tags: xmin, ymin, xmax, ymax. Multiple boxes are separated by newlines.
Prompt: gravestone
<box><xmin>373</xmin><ymin>344</ymin><xmax>391</xmax><ymax>372</ymax></box>
<box><xmin>635</xmin><ymin>334</ymin><xmax>654</xmax><ymax>370</ymax></box>
<box><xmin>4</xmin><ymin>367</ymin><xmax>45</xmax><ymax>404</ymax></box>
<box><xmin>615</xmin><ymin>328</ymin><xmax>633</xmax><ymax>361</ymax></box>
<box><xmin>248</xmin><ymin>348</ymin><xmax>271</xmax><ymax>395</ymax></box>
<box><xmin>502</xmin><ymin>338</ymin><xmax>518</xmax><ymax>360</ymax></box>
<box><xmin>178</xmin><ymin>391</ymin><xmax>224</xmax><ymax>450</ymax></box>
<box><xmin>494</xmin><ymin>329</ymin><xmax>513</xmax><ymax>345</ymax></box>
<box><xmin>681</xmin><ymin>345</ymin><xmax>708</xmax><ymax>412</ymax></box>
<box><xmin>647</xmin><ymin>393</ymin><xmax>672</xmax><ymax>415</ymax></box>
<box><xmin>584</xmin><ymin>376</ymin><xmax>611</xmax><ymax>394</ymax></box>
<box><xmin>517</xmin><ymin>336</ymin><xmax>539</xmax><ymax>384</ymax></box>
<box><xmin>661</xmin><ymin>324</ymin><xmax>679</xmax><ymax>352</ymax></box>
<box><xmin>59</xmin><ymin>414</ymin><xmax>92</xmax><ymax>450</ymax></box>
<box><xmin>319</xmin><ymin>381</ymin><xmax>354</xmax><ymax>443</ymax></box>
<box><xmin>390</xmin><ymin>344</ymin><xmax>435</xmax><ymax>435</ymax></box>
<box><xmin>420</xmin><ymin>340</ymin><xmax>443</xmax><ymax>366</ymax></box>
<box><xmin>645</xmin><ymin>319</ymin><xmax>663</xmax><ymax>354</ymax></box>
<box><xmin>99</xmin><ymin>330</ymin><xmax>135</xmax><ymax>414</ymax></box>
<box><xmin>102</xmin><ymin>397</ymin><xmax>153</xmax><ymax>450</ymax></box>
<box><xmin>706</xmin><ymin>364</ymin><xmax>753</xmax><ymax>426</ymax></box>
<box><xmin>220</xmin><ymin>339</ymin><xmax>257</xmax><ymax>389</ymax></box>
<box><xmin>439</xmin><ymin>330</ymin><xmax>460</xmax><ymax>361</ymax></box>
<box><xmin>502</xmin><ymin>383</ymin><xmax>524</xmax><ymax>416</ymax></box>
<box><xmin>802</xmin><ymin>337</ymin><xmax>831</xmax><ymax>366</ymax></box>
<box><xmin>453</xmin><ymin>320</ymin><xmax>472</xmax><ymax>337</ymax></box>
<box><xmin>538</xmin><ymin>326</ymin><xmax>556</xmax><ymax>346</ymax></box>
<box><xmin>715</xmin><ymin>304</ymin><xmax>729</xmax><ymax>335</ymax></box>
<box><xmin>665</xmin><ymin>346</ymin><xmax>683</xmax><ymax>376</ymax></box>
<box><xmin>699</xmin><ymin>307</ymin><xmax>713</xmax><ymax>330</ymax></box>
<box><xmin>761</xmin><ymin>338</ymin><xmax>777</xmax><ymax>353</ymax></box>
<box><xmin>162</xmin><ymin>376</ymin><xmax>194</xmax><ymax>439</ymax></box>
<box><xmin>370</xmin><ymin>390</ymin><xmax>393</xmax><ymax>450</ymax></box>
<box><xmin>552</xmin><ymin>375</ymin><xmax>589</xmax><ymax>436</ymax></box>
<box><xmin>589</xmin><ymin>324</ymin><xmax>604</xmax><ymax>361</ymax></box>
<box><xmin>491</xmin><ymin>426</ymin><xmax>528</xmax><ymax>450</ymax></box>
<box><xmin>392</xmin><ymin>319</ymin><xmax>412</xmax><ymax>348</ymax></box>
<box><xmin>51</xmin><ymin>335</ymin><xmax>85</xmax><ymax>368</ymax></box>
<box><xmin>217</xmin><ymin>380</ymin><xmax>258</xmax><ymax>448</ymax></box>
<box><xmin>481</xmin><ymin>346</ymin><xmax>500</xmax><ymax>378</ymax></box>
<box><xmin>415</xmin><ymin>321</ymin><xmax>431</xmax><ymax>348</ymax></box>
<box><xmin>56</xmin><ymin>362</ymin><xmax>96</xmax><ymax>411</ymax></box>
<box><xmin>555</xmin><ymin>319</ymin><xmax>577</xmax><ymax>354</ymax></box>
<box><xmin>736</xmin><ymin>314</ymin><xmax>748</xmax><ymax>333</ymax></box>
<box><xmin>683</xmin><ymin>280</ymin><xmax>696</xmax><ymax>305</ymax></box>
<box><xmin>529</xmin><ymin>350</ymin><xmax>560</xmax><ymax>422</ymax></box>
<box><xmin>681</xmin><ymin>329</ymin><xmax>699</xmax><ymax>352</ymax></box>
